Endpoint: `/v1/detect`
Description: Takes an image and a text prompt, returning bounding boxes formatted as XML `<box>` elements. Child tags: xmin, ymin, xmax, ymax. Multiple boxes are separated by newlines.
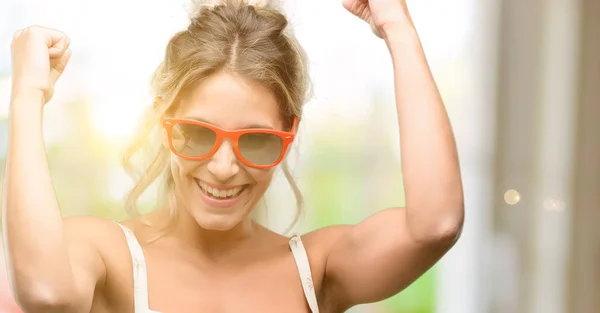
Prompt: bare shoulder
<box><xmin>298</xmin><ymin>224</ymin><xmax>354</xmax><ymax>275</ymax></box>
<box><xmin>63</xmin><ymin>215</ymin><xmax>119</xmax><ymax>230</ymax></box>
<box><xmin>62</xmin><ymin>216</ymin><xmax>132</xmax><ymax>273</ymax></box>
<box><xmin>300</xmin><ymin>225</ymin><xmax>353</xmax><ymax>254</ymax></box>
<box><xmin>63</xmin><ymin>216</ymin><xmax>127</xmax><ymax>245</ymax></box>
<box><xmin>62</xmin><ymin>216</ymin><xmax>134</xmax><ymax>266</ymax></box>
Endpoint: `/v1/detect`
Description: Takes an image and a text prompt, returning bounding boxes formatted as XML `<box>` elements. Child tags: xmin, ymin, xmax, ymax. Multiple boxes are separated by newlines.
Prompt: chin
<box><xmin>188</xmin><ymin>198</ymin><xmax>253</xmax><ymax>232</ymax></box>
<box><xmin>193</xmin><ymin>213</ymin><xmax>247</xmax><ymax>232</ymax></box>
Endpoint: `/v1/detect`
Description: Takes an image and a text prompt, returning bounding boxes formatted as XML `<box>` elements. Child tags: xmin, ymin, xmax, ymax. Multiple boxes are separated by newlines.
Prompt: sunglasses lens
<box><xmin>238</xmin><ymin>132</ymin><xmax>284</xmax><ymax>166</ymax></box>
<box><xmin>171</xmin><ymin>123</ymin><xmax>217</xmax><ymax>157</ymax></box>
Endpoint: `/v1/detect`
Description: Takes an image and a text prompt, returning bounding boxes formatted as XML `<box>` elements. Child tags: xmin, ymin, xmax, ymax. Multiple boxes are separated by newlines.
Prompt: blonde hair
<box><xmin>121</xmin><ymin>0</ymin><xmax>310</xmax><ymax>235</ymax></box>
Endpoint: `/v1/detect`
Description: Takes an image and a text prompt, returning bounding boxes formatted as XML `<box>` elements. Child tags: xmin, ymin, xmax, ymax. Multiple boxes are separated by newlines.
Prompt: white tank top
<box><xmin>116</xmin><ymin>224</ymin><xmax>320</xmax><ymax>313</ymax></box>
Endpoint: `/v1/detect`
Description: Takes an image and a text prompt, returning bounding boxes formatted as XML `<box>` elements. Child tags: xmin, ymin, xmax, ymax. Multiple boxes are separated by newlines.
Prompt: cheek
<box><xmin>247</xmin><ymin>167</ymin><xmax>276</xmax><ymax>188</ymax></box>
<box><xmin>170</xmin><ymin>154</ymin><xmax>200</xmax><ymax>180</ymax></box>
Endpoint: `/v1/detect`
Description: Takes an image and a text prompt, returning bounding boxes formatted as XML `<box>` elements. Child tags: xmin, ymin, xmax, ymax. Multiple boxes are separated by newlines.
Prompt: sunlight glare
<box><xmin>90</xmin><ymin>95</ymin><xmax>148</xmax><ymax>143</ymax></box>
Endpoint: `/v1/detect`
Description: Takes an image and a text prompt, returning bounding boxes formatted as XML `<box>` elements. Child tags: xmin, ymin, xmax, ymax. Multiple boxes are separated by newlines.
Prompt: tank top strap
<box><xmin>289</xmin><ymin>234</ymin><xmax>320</xmax><ymax>313</ymax></box>
<box><xmin>115</xmin><ymin>223</ymin><xmax>151</xmax><ymax>313</ymax></box>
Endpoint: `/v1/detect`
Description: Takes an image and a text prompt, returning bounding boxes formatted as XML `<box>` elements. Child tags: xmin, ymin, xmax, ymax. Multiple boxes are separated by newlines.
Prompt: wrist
<box><xmin>377</xmin><ymin>5</ymin><xmax>415</xmax><ymax>37</ymax></box>
<box><xmin>380</xmin><ymin>18</ymin><xmax>423</xmax><ymax>59</ymax></box>
<box><xmin>10</xmin><ymin>89</ymin><xmax>45</xmax><ymax>116</ymax></box>
<box><xmin>10</xmin><ymin>88</ymin><xmax>45</xmax><ymax>105</ymax></box>
<box><xmin>381</xmin><ymin>18</ymin><xmax>418</xmax><ymax>43</ymax></box>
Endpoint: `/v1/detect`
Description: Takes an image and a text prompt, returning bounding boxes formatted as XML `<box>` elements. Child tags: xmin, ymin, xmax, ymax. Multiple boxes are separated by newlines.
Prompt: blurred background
<box><xmin>0</xmin><ymin>0</ymin><xmax>599</xmax><ymax>312</ymax></box>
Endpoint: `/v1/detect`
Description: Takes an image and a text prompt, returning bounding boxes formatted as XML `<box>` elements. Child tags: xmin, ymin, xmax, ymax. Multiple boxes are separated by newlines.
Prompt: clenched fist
<box><xmin>343</xmin><ymin>0</ymin><xmax>411</xmax><ymax>38</ymax></box>
<box><xmin>10</xmin><ymin>26</ymin><xmax>72</xmax><ymax>105</ymax></box>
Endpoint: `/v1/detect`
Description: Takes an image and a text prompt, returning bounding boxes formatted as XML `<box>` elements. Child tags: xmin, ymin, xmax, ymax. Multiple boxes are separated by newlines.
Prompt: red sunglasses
<box><xmin>162</xmin><ymin>117</ymin><xmax>297</xmax><ymax>169</ymax></box>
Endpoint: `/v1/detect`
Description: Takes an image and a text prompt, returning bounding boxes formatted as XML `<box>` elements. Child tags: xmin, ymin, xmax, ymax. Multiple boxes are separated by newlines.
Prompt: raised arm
<box><xmin>322</xmin><ymin>1</ymin><xmax>464</xmax><ymax>310</ymax></box>
<box><xmin>2</xmin><ymin>26</ymin><xmax>106</xmax><ymax>313</ymax></box>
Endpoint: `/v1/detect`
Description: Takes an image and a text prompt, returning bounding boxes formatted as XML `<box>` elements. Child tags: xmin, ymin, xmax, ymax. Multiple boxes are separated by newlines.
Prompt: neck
<box><xmin>146</xmin><ymin>207</ymin><xmax>261</xmax><ymax>260</ymax></box>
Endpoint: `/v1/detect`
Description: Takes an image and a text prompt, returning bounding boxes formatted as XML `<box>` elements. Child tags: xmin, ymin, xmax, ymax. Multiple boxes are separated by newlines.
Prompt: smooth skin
<box><xmin>2</xmin><ymin>1</ymin><xmax>464</xmax><ymax>313</ymax></box>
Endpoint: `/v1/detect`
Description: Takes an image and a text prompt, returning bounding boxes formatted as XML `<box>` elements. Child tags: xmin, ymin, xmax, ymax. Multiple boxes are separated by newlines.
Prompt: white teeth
<box><xmin>198</xmin><ymin>181</ymin><xmax>243</xmax><ymax>199</ymax></box>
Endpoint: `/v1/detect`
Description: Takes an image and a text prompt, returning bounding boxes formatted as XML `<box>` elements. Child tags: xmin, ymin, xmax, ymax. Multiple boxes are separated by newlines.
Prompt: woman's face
<box><xmin>166</xmin><ymin>71</ymin><xmax>285</xmax><ymax>231</ymax></box>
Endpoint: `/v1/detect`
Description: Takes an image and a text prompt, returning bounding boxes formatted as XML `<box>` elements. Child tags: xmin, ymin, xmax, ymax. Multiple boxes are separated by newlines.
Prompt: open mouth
<box><xmin>195</xmin><ymin>179</ymin><xmax>248</xmax><ymax>200</ymax></box>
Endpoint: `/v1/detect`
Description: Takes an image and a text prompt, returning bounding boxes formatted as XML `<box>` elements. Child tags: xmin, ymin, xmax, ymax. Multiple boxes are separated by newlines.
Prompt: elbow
<box><xmin>13</xmin><ymin>285</ymin><xmax>80</xmax><ymax>313</ymax></box>
<box><xmin>441</xmin><ymin>199</ymin><xmax>464</xmax><ymax>243</ymax></box>
<box><xmin>433</xmin><ymin>213</ymin><xmax>463</xmax><ymax>246</ymax></box>
<box><xmin>408</xmin><ymin>202</ymin><xmax>464</xmax><ymax>247</ymax></box>
<box><xmin>17</xmin><ymin>296</ymin><xmax>76</xmax><ymax>313</ymax></box>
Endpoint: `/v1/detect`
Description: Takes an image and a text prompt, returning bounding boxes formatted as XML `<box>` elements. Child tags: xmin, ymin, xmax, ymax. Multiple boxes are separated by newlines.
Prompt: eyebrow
<box><xmin>184</xmin><ymin>116</ymin><xmax>274</xmax><ymax>130</ymax></box>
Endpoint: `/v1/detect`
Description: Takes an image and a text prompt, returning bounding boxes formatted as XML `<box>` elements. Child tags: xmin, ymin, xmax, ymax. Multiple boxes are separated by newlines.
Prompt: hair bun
<box><xmin>190</xmin><ymin>0</ymin><xmax>283</xmax><ymax>10</ymax></box>
<box><xmin>248</xmin><ymin>0</ymin><xmax>282</xmax><ymax>10</ymax></box>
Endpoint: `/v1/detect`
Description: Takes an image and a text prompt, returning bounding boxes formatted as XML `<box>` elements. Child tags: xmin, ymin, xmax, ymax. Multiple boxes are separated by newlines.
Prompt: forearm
<box><xmin>2</xmin><ymin>92</ymin><xmax>78</xmax><ymax>309</ymax></box>
<box><xmin>384</xmin><ymin>20</ymin><xmax>464</xmax><ymax>242</ymax></box>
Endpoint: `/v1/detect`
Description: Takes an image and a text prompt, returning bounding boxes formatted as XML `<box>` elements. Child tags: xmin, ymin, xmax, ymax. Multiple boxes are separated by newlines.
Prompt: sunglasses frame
<box><xmin>162</xmin><ymin>117</ymin><xmax>297</xmax><ymax>169</ymax></box>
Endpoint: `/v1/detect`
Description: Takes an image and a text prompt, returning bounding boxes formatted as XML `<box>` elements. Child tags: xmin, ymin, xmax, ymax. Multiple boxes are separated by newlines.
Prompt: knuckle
<box><xmin>24</xmin><ymin>25</ymin><xmax>44</xmax><ymax>36</ymax></box>
<box><xmin>22</xmin><ymin>26</ymin><xmax>35</xmax><ymax>34</ymax></box>
<box><xmin>18</xmin><ymin>27</ymin><xmax>33</xmax><ymax>38</ymax></box>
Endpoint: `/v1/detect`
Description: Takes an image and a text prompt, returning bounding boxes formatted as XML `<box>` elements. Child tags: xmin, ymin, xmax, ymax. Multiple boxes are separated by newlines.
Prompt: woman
<box><xmin>4</xmin><ymin>0</ymin><xmax>464</xmax><ymax>312</ymax></box>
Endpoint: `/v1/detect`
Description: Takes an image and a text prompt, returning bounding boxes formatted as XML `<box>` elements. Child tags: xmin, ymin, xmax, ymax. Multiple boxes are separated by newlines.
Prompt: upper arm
<box><xmin>62</xmin><ymin>217</ymin><xmax>108</xmax><ymax>311</ymax></box>
<box><xmin>321</xmin><ymin>207</ymin><xmax>461</xmax><ymax>310</ymax></box>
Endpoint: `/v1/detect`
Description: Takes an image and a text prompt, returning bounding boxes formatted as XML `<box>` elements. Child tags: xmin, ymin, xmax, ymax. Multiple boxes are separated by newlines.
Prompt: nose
<box><xmin>207</xmin><ymin>139</ymin><xmax>240</xmax><ymax>181</ymax></box>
